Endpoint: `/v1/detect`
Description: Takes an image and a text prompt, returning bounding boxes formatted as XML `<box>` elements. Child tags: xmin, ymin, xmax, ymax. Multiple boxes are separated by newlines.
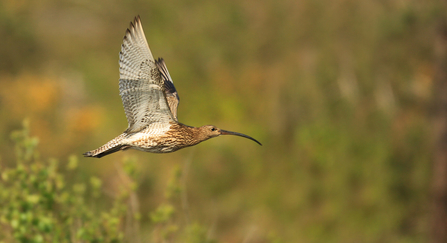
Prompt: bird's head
<box><xmin>198</xmin><ymin>125</ymin><xmax>262</xmax><ymax>145</ymax></box>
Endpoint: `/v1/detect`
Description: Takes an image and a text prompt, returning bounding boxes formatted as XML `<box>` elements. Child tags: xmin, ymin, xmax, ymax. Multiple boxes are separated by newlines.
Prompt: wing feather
<box><xmin>155</xmin><ymin>58</ymin><xmax>180</xmax><ymax>121</ymax></box>
<box><xmin>119</xmin><ymin>16</ymin><xmax>175</xmax><ymax>133</ymax></box>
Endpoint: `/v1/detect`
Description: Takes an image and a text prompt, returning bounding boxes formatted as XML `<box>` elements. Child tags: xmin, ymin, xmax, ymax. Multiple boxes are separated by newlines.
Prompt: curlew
<box><xmin>84</xmin><ymin>16</ymin><xmax>261</xmax><ymax>158</ymax></box>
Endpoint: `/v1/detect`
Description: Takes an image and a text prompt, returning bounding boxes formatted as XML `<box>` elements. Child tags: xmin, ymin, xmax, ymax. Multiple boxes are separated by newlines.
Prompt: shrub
<box><xmin>0</xmin><ymin>120</ymin><xmax>131</xmax><ymax>242</ymax></box>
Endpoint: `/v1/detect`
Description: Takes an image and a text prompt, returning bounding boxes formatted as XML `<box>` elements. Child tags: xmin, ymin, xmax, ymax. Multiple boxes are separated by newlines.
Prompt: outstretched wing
<box><xmin>119</xmin><ymin>16</ymin><xmax>175</xmax><ymax>133</ymax></box>
<box><xmin>155</xmin><ymin>58</ymin><xmax>180</xmax><ymax>121</ymax></box>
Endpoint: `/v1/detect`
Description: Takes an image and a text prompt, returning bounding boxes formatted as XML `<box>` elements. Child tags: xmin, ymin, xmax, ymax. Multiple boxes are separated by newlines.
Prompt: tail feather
<box><xmin>84</xmin><ymin>134</ymin><xmax>127</xmax><ymax>158</ymax></box>
<box><xmin>83</xmin><ymin>145</ymin><xmax>124</xmax><ymax>158</ymax></box>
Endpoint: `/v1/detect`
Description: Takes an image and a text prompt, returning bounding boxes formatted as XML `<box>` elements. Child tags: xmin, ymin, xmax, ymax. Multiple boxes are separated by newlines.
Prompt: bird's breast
<box><xmin>121</xmin><ymin>122</ymin><xmax>190</xmax><ymax>153</ymax></box>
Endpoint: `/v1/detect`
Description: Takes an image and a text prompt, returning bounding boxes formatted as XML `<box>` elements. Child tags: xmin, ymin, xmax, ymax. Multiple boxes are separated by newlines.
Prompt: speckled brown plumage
<box><xmin>84</xmin><ymin>16</ymin><xmax>261</xmax><ymax>158</ymax></box>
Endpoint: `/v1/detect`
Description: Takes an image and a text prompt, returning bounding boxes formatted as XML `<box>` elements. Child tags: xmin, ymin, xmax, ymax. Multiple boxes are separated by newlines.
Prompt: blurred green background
<box><xmin>0</xmin><ymin>0</ymin><xmax>442</xmax><ymax>242</ymax></box>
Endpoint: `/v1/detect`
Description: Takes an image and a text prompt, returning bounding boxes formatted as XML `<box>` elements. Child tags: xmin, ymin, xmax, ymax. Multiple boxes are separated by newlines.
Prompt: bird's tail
<box><xmin>83</xmin><ymin>133</ymin><xmax>129</xmax><ymax>158</ymax></box>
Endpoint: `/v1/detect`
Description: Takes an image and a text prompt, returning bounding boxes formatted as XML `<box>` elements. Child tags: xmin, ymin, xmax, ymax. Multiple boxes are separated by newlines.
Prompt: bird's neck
<box><xmin>169</xmin><ymin>123</ymin><xmax>208</xmax><ymax>147</ymax></box>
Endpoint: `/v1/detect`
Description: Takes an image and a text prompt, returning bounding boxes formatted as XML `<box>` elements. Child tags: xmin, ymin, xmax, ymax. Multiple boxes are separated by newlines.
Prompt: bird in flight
<box><xmin>84</xmin><ymin>16</ymin><xmax>261</xmax><ymax>158</ymax></box>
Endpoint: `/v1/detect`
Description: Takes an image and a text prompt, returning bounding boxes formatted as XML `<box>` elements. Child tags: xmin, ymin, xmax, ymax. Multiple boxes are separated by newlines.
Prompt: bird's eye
<box><xmin>211</xmin><ymin>127</ymin><xmax>216</xmax><ymax>131</ymax></box>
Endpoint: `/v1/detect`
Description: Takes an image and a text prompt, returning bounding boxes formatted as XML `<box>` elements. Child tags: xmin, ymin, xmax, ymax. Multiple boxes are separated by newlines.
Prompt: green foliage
<box><xmin>0</xmin><ymin>121</ymin><xmax>130</xmax><ymax>242</ymax></box>
<box><xmin>149</xmin><ymin>165</ymin><xmax>217</xmax><ymax>243</ymax></box>
<box><xmin>183</xmin><ymin>223</ymin><xmax>214</xmax><ymax>243</ymax></box>
<box><xmin>150</xmin><ymin>204</ymin><xmax>175</xmax><ymax>224</ymax></box>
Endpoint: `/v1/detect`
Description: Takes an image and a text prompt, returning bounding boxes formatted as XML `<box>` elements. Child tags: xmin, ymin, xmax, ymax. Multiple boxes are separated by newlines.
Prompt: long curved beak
<box><xmin>220</xmin><ymin>129</ymin><xmax>262</xmax><ymax>146</ymax></box>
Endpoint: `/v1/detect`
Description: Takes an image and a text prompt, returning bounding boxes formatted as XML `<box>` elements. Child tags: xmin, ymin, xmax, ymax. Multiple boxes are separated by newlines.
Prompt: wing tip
<box><xmin>123</xmin><ymin>15</ymin><xmax>142</xmax><ymax>40</ymax></box>
<box><xmin>131</xmin><ymin>15</ymin><xmax>143</xmax><ymax>32</ymax></box>
<box><xmin>135</xmin><ymin>15</ymin><xmax>141</xmax><ymax>24</ymax></box>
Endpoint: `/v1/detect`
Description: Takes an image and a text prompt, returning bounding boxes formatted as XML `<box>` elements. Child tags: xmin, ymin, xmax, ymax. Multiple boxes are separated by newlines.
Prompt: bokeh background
<box><xmin>0</xmin><ymin>0</ymin><xmax>445</xmax><ymax>242</ymax></box>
